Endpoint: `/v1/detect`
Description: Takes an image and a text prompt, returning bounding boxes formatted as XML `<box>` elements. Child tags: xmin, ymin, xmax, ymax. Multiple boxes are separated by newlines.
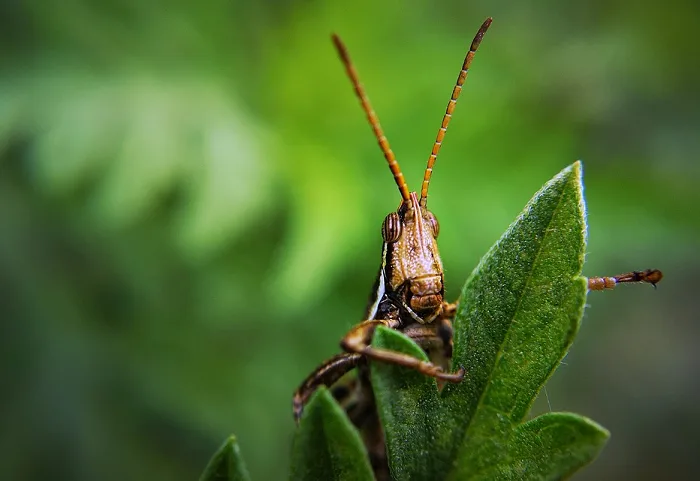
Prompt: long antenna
<box><xmin>419</xmin><ymin>17</ymin><xmax>492</xmax><ymax>207</ymax></box>
<box><xmin>332</xmin><ymin>34</ymin><xmax>411</xmax><ymax>202</ymax></box>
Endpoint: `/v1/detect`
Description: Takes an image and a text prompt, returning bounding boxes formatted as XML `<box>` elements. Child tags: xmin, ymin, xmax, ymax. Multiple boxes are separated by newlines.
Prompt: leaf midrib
<box><xmin>454</xmin><ymin>178</ymin><xmax>570</xmax><ymax>451</ymax></box>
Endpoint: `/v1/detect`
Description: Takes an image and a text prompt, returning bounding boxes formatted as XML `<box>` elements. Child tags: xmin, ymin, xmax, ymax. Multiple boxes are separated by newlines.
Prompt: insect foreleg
<box><xmin>340</xmin><ymin>319</ymin><xmax>465</xmax><ymax>382</ymax></box>
<box><xmin>440</xmin><ymin>301</ymin><xmax>458</xmax><ymax>319</ymax></box>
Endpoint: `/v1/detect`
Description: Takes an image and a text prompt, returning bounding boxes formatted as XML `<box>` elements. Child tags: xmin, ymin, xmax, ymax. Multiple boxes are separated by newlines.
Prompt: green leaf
<box><xmin>290</xmin><ymin>388</ymin><xmax>374</xmax><ymax>481</ymax></box>
<box><xmin>368</xmin><ymin>162</ymin><xmax>608</xmax><ymax>480</ymax></box>
<box><xmin>508</xmin><ymin>413</ymin><xmax>609</xmax><ymax>480</ymax></box>
<box><xmin>199</xmin><ymin>436</ymin><xmax>251</xmax><ymax>481</ymax></box>
<box><xmin>370</xmin><ymin>326</ymin><xmax>442</xmax><ymax>481</ymax></box>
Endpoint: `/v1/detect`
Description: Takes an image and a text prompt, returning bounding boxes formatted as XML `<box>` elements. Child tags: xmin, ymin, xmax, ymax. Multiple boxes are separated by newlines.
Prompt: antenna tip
<box><xmin>469</xmin><ymin>17</ymin><xmax>493</xmax><ymax>52</ymax></box>
<box><xmin>331</xmin><ymin>34</ymin><xmax>350</xmax><ymax>62</ymax></box>
<box><xmin>471</xmin><ymin>18</ymin><xmax>493</xmax><ymax>50</ymax></box>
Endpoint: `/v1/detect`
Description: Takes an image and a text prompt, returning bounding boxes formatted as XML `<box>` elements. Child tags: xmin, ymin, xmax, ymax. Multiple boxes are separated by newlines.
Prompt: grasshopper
<box><xmin>292</xmin><ymin>17</ymin><xmax>663</xmax><ymax>478</ymax></box>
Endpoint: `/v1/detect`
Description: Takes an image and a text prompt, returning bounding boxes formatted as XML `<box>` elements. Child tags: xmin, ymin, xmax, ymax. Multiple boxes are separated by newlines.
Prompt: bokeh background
<box><xmin>1</xmin><ymin>0</ymin><xmax>698</xmax><ymax>480</ymax></box>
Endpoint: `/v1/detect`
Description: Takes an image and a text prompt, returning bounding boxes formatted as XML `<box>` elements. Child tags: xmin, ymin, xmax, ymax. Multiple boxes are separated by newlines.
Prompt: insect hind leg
<box><xmin>292</xmin><ymin>352</ymin><xmax>363</xmax><ymax>424</ymax></box>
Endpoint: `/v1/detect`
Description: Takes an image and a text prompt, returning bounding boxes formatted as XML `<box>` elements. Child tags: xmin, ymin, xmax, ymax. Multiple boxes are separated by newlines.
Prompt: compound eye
<box><xmin>426</xmin><ymin>211</ymin><xmax>440</xmax><ymax>238</ymax></box>
<box><xmin>381</xmin><ymin>212</ymin><xmax>402</xmax><ymax>243</ymax></box>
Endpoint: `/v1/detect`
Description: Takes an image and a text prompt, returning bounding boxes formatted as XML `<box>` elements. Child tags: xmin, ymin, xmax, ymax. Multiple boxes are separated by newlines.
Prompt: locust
<box><xmin>292</xmin><ymin>17</ymin><xmax>663</xmax><ymax>479</ymax></box>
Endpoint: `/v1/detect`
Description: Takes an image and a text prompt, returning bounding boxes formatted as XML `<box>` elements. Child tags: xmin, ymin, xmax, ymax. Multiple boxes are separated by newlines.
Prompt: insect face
<box><xmin>384</xmin><ymin>192</ymin><xmax>444</xmax><ymax>321</ymax></box>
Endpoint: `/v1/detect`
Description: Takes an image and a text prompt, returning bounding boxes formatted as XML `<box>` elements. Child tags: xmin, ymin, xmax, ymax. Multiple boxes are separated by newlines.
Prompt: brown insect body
<box><xmin>292</xmin><ymin>20</ymin><xmax>494</xmax><ymax>480</ymax></box>
<box><xmin>292</xmin><ymin>19</ymin><xmax>493</xmax><ymax>427</ymax></box>
<box><xmin>333</xmin><ymin>201</ymin><xmax>452</xmax><ymax>478</ymax></box>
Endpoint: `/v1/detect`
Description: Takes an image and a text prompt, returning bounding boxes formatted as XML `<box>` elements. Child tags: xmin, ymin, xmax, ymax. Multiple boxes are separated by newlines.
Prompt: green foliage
<box><xmin>0</xmin><ymin>3</ymin><xmax>692</xmax><ymax>481</ymax></box>
<box><xmin>204</xmin><ymin>163</ymin><xmax>609</xmax><ymax>480</ymax></box>
<box><xmin>200</xmin><ymin>437</ymin><xmax>251</xmax><ymax>481</ymax></box>
<box><xmin>291</xmin><ymin>389</ymin><xmax>374</xmax><ymax>481</ymax></box>
<box><xmin>370</xmin><ymin>327</ymin><xmax>444</xmax><ymax>480</ymax></box>
<box><xmin>442</xmin><ymin>162</ymin><xmax>597</xmax><ymax>480</ymax></box>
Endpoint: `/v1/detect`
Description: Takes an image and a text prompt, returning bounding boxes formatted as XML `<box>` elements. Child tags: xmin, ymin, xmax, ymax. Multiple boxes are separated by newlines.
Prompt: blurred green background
<box><xmin>1</xmin><ymin>0</ymin><xmax>698</xmax><ymax>480</ymax></box>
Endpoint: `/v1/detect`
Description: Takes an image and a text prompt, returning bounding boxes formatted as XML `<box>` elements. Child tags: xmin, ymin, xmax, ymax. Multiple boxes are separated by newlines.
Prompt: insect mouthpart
<box><xmin>410</xmin><ymin>293</ymin><xmax>444</xmax><ymax>314</ymax></box>
<box><xmin>408</xmin><ymin>275</ymin><xmax>444</xmax><ymax>313</ymax></box>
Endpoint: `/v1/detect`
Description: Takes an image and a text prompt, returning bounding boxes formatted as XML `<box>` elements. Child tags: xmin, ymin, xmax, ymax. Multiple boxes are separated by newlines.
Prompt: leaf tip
<box><xmin>292</xmin><ymin>386</ymin><xmax>375</xmax><ymax>481</ymax></box>
<box><xmin>199</xmin><ymin>434</ymin><xmax>250</xmax><ymax>481</ymax></box>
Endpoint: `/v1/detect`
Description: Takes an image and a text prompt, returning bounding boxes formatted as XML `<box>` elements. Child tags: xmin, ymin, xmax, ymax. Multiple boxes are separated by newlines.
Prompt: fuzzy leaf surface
<box><xmin>290</xmin><ymin>388</ymin><xmax>374</xmax><ymax>481</ymax></box>
<box><xmin>371</xmin><ymin>326</ymin><xmax>442</xmax><ymax>480</ymax></box>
